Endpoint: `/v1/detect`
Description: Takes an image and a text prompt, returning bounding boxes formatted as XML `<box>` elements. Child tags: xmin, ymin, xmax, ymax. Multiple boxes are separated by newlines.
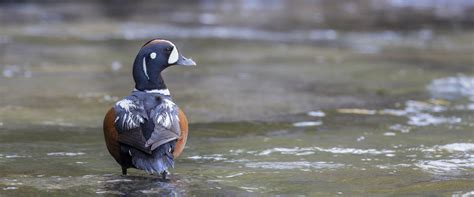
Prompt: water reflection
<box><xmin>99</xmin><ymin>175</ymin><xmax>183</xmax><ymax>196</ymax></box>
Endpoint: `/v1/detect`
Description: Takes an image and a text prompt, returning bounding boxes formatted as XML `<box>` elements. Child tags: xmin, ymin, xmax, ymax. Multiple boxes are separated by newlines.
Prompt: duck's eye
<box><xmin>165</xmin><ymin>47</ymin><xmax>173</xmax><ymax>53</ymax></box>
<box><xmin>150</xmin><ymin>52</ymin><xmax>157</xmax><ymax>59</ymax></box>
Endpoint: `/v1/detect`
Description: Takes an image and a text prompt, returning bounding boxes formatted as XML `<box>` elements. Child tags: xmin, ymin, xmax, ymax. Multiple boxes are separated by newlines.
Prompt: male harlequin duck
<box><xmin>103</xmin><ymin>39</ymin><xmax>196</xmax><ymax>179</ymax></box>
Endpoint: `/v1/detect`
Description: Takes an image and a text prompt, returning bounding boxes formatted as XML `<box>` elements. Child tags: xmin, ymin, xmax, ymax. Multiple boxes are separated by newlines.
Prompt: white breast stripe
<box><xmin>146</xmin><ymin>89</ymin><xmax>171</xmax><ymax>95</ymax></box>
<box><xmin>142</xmin><ymin>57</ymin><xmax>150</xmax><ymax>80</ymax></box>
<box><xmin>133</xmin><ymin>88</ymin><xmax>171</xmax><ymax>96</ymax></box>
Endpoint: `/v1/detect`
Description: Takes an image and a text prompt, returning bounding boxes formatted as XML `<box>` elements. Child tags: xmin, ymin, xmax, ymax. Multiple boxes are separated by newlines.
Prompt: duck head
<box><xmin>132</xmin><ymin>39</ymin><xmax>196</xmax><ymax>91</ymax></box>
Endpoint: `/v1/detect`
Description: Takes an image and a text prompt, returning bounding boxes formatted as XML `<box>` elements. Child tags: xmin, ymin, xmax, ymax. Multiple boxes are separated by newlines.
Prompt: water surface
<box><xmin>1</xmin><ymin>1</ymin><xmax>474</xmax><ymax>196</ymax></box>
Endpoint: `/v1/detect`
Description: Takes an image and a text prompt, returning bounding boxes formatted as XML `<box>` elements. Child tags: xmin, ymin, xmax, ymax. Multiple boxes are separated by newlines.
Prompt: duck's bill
<box><xmin>175</xmin><ymin>55</ymin><xmax>196</xmax><ymax>66</ymax></box>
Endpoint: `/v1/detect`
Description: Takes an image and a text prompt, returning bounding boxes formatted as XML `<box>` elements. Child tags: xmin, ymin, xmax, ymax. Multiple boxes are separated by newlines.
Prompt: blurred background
<box><xmin>0</xmin><ymin>0</ymin><xmax>473</xmax><ymax>196</ymax></box>
<box><xmin>1</xmin><ymin>0</ymin><xmax>474</xmax><ymax>124</ymax></box>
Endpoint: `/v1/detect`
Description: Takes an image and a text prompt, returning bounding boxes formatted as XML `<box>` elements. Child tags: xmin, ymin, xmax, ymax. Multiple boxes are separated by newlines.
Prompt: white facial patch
<box><xmin>150</xmin><ymin>52</ymin><xmax>156</xmax><ymax>59</ymax></box>
<box><xmin>162</xmin><ymin>40</ymin><xmax>179</xmax><ymax>64</ymax></box>
<box><xmin>168</xmin><ymin>46</ymin><xmax>179</xmax><ymax>64</ymax></box>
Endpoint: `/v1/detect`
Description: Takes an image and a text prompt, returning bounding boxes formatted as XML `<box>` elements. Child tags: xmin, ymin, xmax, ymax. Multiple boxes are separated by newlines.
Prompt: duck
<box><xmin>102</xmin><ymin>39</ymin><xmax>196</xmax><ymax>179</ymax></box>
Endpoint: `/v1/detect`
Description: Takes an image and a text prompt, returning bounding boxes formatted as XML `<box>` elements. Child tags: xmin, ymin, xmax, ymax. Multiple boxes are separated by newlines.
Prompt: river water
<box><xmin>0</xmin><ymin>1</ymin><xmax>473</xmax><ymax>196</ymax></box>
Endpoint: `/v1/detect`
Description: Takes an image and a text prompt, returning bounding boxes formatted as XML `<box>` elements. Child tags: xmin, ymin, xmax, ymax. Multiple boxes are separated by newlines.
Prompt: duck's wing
<box><xmin>145</xmin><ymin>97</ymin><xmax>181</xmax><ymax>151</ymax></box>
<box><xmin>114</xmin><ymin>96</ymin><xmax>151</xmax><ymax>154</ymax></box>
<box><xmin>114</xmin><ymin>95</ymin><xmax>147</xmax><ymax>132</ymax></box>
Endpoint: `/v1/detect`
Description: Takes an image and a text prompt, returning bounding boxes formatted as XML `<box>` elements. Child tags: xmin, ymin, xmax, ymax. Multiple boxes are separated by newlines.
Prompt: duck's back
<box><xmin>103</xmin><ymin>91</ymin><xmax>189</xmax><ymax>175</ymax></box>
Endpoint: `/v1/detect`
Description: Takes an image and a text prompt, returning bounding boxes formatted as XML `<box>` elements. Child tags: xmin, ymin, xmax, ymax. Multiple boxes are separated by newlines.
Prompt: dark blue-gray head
<box><xmin>132</xmin><ymin>39</ymin><xmax>196</xmax><ymax>91</ymax></box>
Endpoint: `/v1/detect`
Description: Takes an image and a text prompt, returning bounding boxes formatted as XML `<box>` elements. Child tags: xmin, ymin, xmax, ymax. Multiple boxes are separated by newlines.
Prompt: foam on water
<box><xmin>416</xmin><ymin>157</ymin><xmax>474</xmax><ymax>175</ymax></box>
<box><xmin>452</xmin><ymin>190</ymin><xmax>474</xmax><ymax>197</ymax></box>
<box><xmin>257</xmin><ymin>147</ymin><xmax>313</xmax><ymax>156</ymax></box>
<box><xmin>332</xmin><ymin>100</ymin><xmax>462</xmax><ymax>127</ymax></box>
<box><xmin>374</xmin><ymin>143</ymin><xmax>474</xmax><ymax>175</ymax></box>
<box><xmin>2</xmin><ymin>65</ymin><xmax>31</xmax><ymax>78</ymax></box>
<box><xmin>239</xmin><ymin>143</ymin><xmax>474</xmax><ymax>175</ymax></box>
<box><xmin>139</xmin><ymin>190</ymin><xmax>160</xmax><ymax>194</ymax></box>
<box><xmin>427</xmin><ymin>75</ymin><xmax>474</xmax><ymax>100</ymax></box>
<box><xmin>407</xmin><ymin>113</ymin><xmax>461</xmax><ymax>126</ymax></box>
<box><xmin>4</xmin><ymin>154</ymin><xmax>29</xmax><ymax>159</ymax></box>
<box><xmin>225</xmin><ymin>172</ymin><xmax>244</xmax><ymax>178</ymax></box>
<box><xmin>439</xmin><ymin>143</ymin><xmax>474</xmax><ymax>152</ymax></box>
<box><xmin>239</xmin><ymin>186</ymin><xmax>265</xmax><ymax>193</ymax></box>
<box><xmin>46</xmin><ymin>152</ymin><xmax>85</xmax><ymax>157</ymax></box>
<box><xmin>317</xmin><ymin>147</ymin><xmax>395</xmax><ymax>155</ymax></box>
<box><xmin>105</xmin><ymin>179</ymin><xmax>133</xmax><ymax>183</ymax></box>
<box><xmin>256</xmin><ymin>147</ymin><xmax>395</xmax><ymax>156</ymax></box>
<box><xmin>96</xmin><ymin>190</ymin><xmax>126</xmax><ymax>195</ymax></box>
<box><xmin>337</xmin><ymin>108</ymin><xmax>377</xmax><ymax>115</ymax></box>
<box><xmin>245</xmin><ymin>161</ymin><xmax>344</xmax><ymax>170</ymax></box>
<box><xmin>307</xmin><ymin>111</ymin><xmax>326</xmax><ymax>117</ymax></box>
<box><xmin>187</xmin><ymin>154</ymin><xmax>226</xmax><ymax>161</ymax></box>
<box><xmin>400</xmin><ymin>100</ymin><xmax>462</xmax><ymax>126</ymax></box>
<box><xmin>389</xmin><ymin>124</ymin><xmax>411</xmax><ymax>133</ymax></box>
<box><xmin>379</xmin><ymin>109</ymin><xmax>407</xmax><ymax>116</ymax></box>
<box><xmin>405</xmin><ymin>100</ymin><xmax>447</xmax><ymax>113</ymax></box>
<box><xmin>325</xmin><ymin>76</ymin><xmax>474</xmax><ymax>129</ymax></box>
<box><xmin>292</xmin><ymin>121</ymin><xmax>322</xmax><ymax>127</ymax></box>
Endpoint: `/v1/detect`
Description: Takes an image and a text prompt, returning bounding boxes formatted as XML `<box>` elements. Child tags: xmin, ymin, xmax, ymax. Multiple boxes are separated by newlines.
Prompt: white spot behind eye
<box><xmin>150</xmin><ymin>52</ymin><xmax>157</xmax><ymax>59</ymax></box>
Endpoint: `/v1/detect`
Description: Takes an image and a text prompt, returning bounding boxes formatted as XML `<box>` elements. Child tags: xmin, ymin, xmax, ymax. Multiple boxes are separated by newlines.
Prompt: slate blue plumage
<box><xmin>114</xmin><ymin>91</ymin><xmax>180</xmax><ymax>175</ymax></box>
<box><xmin>103</xmin><ymin>38</ymin><xmax>196</xmax><ymax>178</ymax></box>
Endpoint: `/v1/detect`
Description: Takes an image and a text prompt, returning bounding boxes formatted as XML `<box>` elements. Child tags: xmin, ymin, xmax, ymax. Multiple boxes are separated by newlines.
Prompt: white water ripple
<box><xmin>416</xmin><ymin>157</ymin><xmax>474</xmax><ymax>175</ymax></box>
<box><xmin>245</xmin><ymin>161</ymin><xmax>344</xmax><ymax>170</ymax></box>
<box><xmin>256</xmin><ymin>147</ymin><xmax>395</xmax><ymax>156</ymax></box>
<box><xmin>439</xmin><ymin>143</ymin><xmax>474</xmax><ymax>152</ymax></box>
<box><xmin>293</xmin><ymin>121</ymin><xmax>322</xmax><ymax>127</ymax></box>
<box><xmin>47</xmin><ymin>152</ymin><xmax>85</xmax><ymax>157</ymax></box>
<box><xmin>427</xmin><ymin>75</ymin><xmax>474</xmax><ymax>100</ymax></box>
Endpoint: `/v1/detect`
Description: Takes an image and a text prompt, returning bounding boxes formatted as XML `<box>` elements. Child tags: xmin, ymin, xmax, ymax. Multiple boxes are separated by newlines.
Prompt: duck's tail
<box><xmin>129</xmin><ymin>141</ymin><xmax>175</xmax><ymax>174</ymax></box>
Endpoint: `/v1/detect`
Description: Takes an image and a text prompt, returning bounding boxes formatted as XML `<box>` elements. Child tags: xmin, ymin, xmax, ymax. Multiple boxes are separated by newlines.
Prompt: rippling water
<box><xmin>1</xmin><ymin>76</ymin><xmax>473</xmax><ymax>195</ymax></box>
<box><xmin>1</xmin><ymin>1</ymin><xmax>474</xmax><ymax>196</ymax></box>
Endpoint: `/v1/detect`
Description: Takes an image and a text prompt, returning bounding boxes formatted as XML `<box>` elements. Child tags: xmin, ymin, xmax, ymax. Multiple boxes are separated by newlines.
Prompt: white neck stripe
<box><xmin>142</xmin><ymin>57</ymin><xmax>150</xmax><ymax>80</ymax></box>
<box><xmin>133</xmin><ymin>88</ymin><xmax>170</xmax><ymax>95</ymax></box>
